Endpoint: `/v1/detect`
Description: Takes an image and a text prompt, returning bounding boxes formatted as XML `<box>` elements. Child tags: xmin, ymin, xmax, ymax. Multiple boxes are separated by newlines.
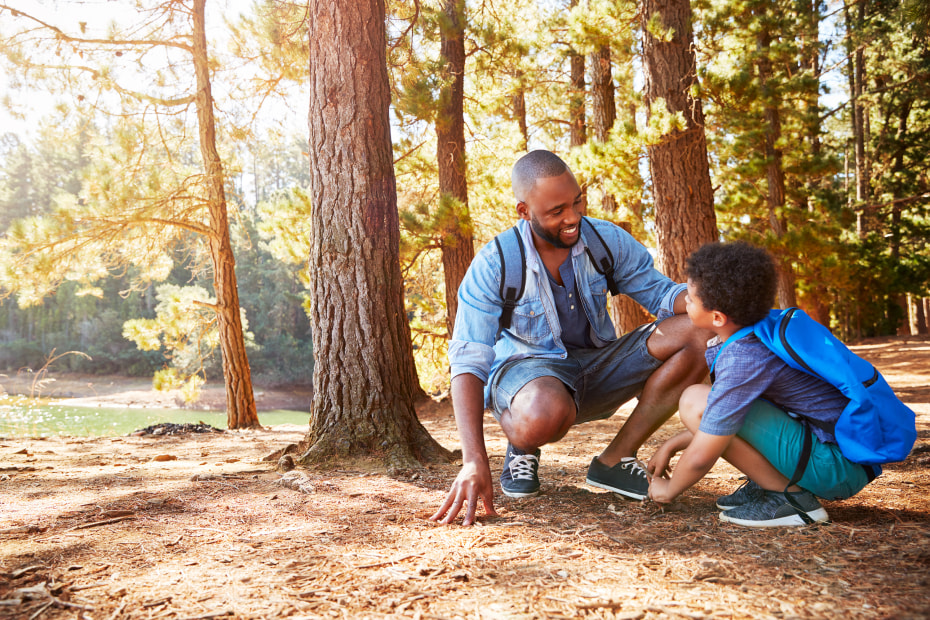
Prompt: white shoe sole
<box><xmin>585</xmin><ymin>477</ymin><xmax>647</xmax><ymax>501</ymax></box>
<box><xmin>501</xmin><ymin>487</ymin><xmax>540</xmax><ymax>499</ymax></box>
<box><xmin>719</xmin><ymin>507</ymin><xmax>829</xmax><ymax>528</ymax></box>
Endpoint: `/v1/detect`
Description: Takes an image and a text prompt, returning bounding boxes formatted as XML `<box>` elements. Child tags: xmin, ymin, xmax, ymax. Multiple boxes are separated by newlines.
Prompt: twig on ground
<box><xmin>69</xmin><ymin>516</ymin><xmax>135</xmax><ymax>531</ymax></box>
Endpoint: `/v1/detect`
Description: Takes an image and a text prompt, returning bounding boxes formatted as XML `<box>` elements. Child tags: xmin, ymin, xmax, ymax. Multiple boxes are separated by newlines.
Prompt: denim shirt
<box><xmin>449</xmin><ymin>217</ymin><xmax>685</xmax><ymax>393</ymax></box>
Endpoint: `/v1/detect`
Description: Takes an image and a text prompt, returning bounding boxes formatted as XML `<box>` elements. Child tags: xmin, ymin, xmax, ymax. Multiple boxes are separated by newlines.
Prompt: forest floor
<box><xmin>1</xmin><ymin>335</ymin><xmax>929</xmax><ymax>620</ymax></box>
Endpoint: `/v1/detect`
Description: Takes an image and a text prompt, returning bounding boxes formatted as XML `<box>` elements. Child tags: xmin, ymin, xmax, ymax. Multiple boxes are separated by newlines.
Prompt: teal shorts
<box><xmin>737</xmin><ymin>400</ymin><xmax>873</xmax><ymax>500</ymax></box>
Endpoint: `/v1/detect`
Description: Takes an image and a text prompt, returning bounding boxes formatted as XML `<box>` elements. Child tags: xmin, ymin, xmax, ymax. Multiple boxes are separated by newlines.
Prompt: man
<box><xmin>430</xmin><ymin>150</ymin><xmax>710</xmax><ymax>526</ymax></box>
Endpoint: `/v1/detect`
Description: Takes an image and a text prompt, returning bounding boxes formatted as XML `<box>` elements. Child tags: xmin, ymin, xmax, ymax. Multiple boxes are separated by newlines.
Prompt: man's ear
<box><xmin>516</xmin><ymin>201</ymin><xmax>530</xmax><ymax>221</ymax></box>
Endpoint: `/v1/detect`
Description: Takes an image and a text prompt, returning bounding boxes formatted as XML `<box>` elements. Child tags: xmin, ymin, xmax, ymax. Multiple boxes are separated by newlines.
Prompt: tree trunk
<box><xmin>568</xmin><ymin>0</ymin><xmax>587</xmax><ymax>209</ymax></box>
<box><xmin>755</xmin><ymin>27</ymin><xmax>796</xmax><ymax>308</ymax></box>
<box><xmin>192</xmin><ymin>0</ymin><xmax>259</xmax><ymax>430</ymax></box>
<box><xmin>512</xmin><ymin>78</ymin><xmax>528</xmax><ymax>152</ymax></box>
<box><xmin>437</xmin><ymin>0</ymin><xmax>474</xmax><ymax>337</ymax></box>
<box><xmin>589</xmin><ymin>44</ymin><xmax>618</xmax><ymax>214</ymax></box>
<box><xmin>641</xmin><ymin>0</ymin><xmax>718</xmax><ymax>284</ymax></box>
<box><xmin>302</xmin><ymin>0</ymin><xmax>450</xmax><ymax>470</ymax></box>
<box><xmin>846</xmin><ymin>0</ymin><xmax>872</xmax><ymax>237</ymax></box>
<box><xmin>588</xmin><ymin>45</ymin><xmax>648</xmax><ymax>333</ymax></box>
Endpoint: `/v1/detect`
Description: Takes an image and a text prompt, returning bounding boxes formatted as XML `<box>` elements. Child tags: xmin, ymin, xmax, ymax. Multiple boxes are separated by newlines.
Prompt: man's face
<box><xmin>518</xmin><ymin>171</ymin><xmax>584</xmax><ymax>250</ymax></box>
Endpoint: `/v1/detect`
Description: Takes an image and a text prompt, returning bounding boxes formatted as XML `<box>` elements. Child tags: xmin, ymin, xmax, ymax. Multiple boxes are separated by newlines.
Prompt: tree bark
<box><xmin>641</xmin><ymin>0</ymin><xmax>718</xmax><ymax>284</ymax></box>
<box><xmin>302</xmin><ymin>0</ymin><xmax>450</xmax><ymax>470</ymax></box>
<box><xmin>589</xmin><ymin>44</ymin><xmax>618</xmax><ymax>214</ymax></box>
<box><xmin>846</xmin><ymin>0</ymin><xmax>872</xmax><ymax>236</ymax></box>
<box><xmin>588</xmin><ymin>45</ymin><xmax>649</xmax><ymax>333</ymax></box>
<box><xmin>569</xmin><ymin>0</ymin><xmax>586</xmax><ymax>149</ymax></box>
<box><xmin>512</xmin><ymin>78</ymin><xmax>528</xmax><ymax>152</ymax></box>
<box><xmin>568</xmin><ymin>0</ymin><xmax>587</xmax><ymax>209</ymax></box>
<box><xmin>755</xmin><ymin>26</ymin><xmax>796</xmax><ymax>308</ymax></box>
<box><xmin>437</xmin><ymin>0</ymin><xmax>474</xmax><ymax>337</ymax></box>
<box><xmin>192</xmin><ymin>0</ymin><xmax>259</xmax><ymax>430</ymax></box>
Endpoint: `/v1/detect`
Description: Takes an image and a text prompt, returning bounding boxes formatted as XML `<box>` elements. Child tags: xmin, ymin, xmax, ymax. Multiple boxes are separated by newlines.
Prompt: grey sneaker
<box><xmin>500</xmin><ymin>443</ymin><xmax>541</xmax><ymax>498</ymax></box>
<box><xmin>719</xmin><ymin>489</ymin><xmax>829</xmax><ymax>528</ymax></box>
<box><xmin>585</xmin><ymin>457</ymin><xmax>649</xmax><ymax>500</ymax></box>
<box><xmin>716</xmin><ymin>479</ymin><xmax>764</xmax><ymax>511</ymax></box>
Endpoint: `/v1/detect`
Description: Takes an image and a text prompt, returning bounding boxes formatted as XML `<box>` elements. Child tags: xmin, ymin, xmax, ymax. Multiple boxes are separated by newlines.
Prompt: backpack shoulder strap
<box><xmin>581</xmin><ymin>217</ymin><xmax>619</xmax><ymax>295</ymax></box>
<box><xmin>709</xmin><ymin>325</ymin><xmax>754</xmax><ymax>382</ymax></box>
<box><xmin>493</xmin><ymin>226</ymin><xmax>526</xmax><ymax>337</ymax></box>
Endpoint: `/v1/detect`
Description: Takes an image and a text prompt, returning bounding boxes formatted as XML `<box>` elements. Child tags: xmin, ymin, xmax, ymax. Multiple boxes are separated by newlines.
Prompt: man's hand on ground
<box><xmin>429</xmin><ymin>460</ymin><xmax>498</xmax><ymax>526</ymax></box>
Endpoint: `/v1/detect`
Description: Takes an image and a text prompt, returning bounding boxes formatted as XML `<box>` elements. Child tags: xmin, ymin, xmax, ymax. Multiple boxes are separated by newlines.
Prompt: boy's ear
<box><xmin>711</xmin><ymin>310</ymin><xmax>729</xmax><ymax>328</ymax></box>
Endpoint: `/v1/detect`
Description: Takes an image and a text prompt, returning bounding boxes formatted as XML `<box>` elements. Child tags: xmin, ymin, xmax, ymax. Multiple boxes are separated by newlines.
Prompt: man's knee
<box><xmin>646</xmin><ymin>315</ymin><xmax>713</xmax><ymax>362</ymax></box>
<box><xmin>506</xmin><ymin>377</ymin><xmax>576</xmax><ymax>448</ymax></box>
<box><xmin>679</xmin><ymin>384</ymin><xmax>710</xmax><ymax>431</ymax></box>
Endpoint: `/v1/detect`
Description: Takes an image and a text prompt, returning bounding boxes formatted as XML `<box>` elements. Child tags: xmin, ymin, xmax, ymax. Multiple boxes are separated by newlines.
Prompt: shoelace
<box><xmin>507</xmin><ymin>454</ymin><xmax>539</xmax><ymax>481</ymax></box>
<box><xmin>620</xmin><ymin>457</ymin><xmax>650</xmax><ymax>482</ymax></box>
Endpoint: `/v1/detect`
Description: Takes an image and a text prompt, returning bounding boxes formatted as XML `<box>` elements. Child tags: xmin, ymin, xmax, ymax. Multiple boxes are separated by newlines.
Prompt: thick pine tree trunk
<box><xmin>192</xmin><ymin>0</ymin><xmax>259</xmax><ymax>430</ymax></box>
<box><xmin>302</xmin><ymin>0</ymin><xmax>450</xmax><ymax>470</ymax></box>
<box><xmin>641</xmin><ymin>0</ymin><xmax>718</xmax><ymax>284</ymax></box>
<box><xmin>437</xmin><ymin>0</ymin><xmax>475</xmax><ymax>337</ymax></box>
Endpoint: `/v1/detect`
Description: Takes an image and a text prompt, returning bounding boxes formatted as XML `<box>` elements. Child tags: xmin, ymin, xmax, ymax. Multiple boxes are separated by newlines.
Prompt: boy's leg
<box><xmin>678</xmin><ymin>385</ymin><xmax>796</xmax><ymax>492</ymax></box>
<box><xmin>679</xmin><ymin>385</ymin><xmax>870</xmax><ymax>500</ymax></box>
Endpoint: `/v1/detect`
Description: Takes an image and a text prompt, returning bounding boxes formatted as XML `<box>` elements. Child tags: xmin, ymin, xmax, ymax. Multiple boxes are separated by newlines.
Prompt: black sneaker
<box><xmin>585</xmin><ymin>457</ymin><xmax>649</xmax><ymax>500</ymax></box>
<box><xmin>716</xmin><ymin>479</ymin><xmax>764</xmax><ymax>511</ymax></box>
<box><xmin>719</xmin><ymin>489</ymin><xmax>829</xmax><ymax>528</ymax></box>
<box><xmin>500</xmin><ymin>443</ymin><xmax>541</xmax><ymax>498</ymax></box>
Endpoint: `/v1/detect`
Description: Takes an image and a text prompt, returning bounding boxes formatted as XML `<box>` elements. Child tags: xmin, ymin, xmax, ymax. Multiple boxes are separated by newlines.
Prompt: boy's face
<box><xmin>685</xmin><ymin>279</ymin><xmax>718</xmax><ymax>330</ymax></box>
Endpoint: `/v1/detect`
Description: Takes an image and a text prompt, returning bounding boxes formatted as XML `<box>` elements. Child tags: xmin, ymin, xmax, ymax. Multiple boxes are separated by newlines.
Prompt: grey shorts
<box><xmin>488</xmin><ymin>321</ymin><xmax>662</xmax><ymax>425</ymax></box>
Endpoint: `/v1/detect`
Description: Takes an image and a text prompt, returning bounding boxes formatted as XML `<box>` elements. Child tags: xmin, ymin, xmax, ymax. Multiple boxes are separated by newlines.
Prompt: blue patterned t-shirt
<box><xmin>700</xmin><ymin>333</ymin><xmax>850</xmax><ymax>444</ymax></box>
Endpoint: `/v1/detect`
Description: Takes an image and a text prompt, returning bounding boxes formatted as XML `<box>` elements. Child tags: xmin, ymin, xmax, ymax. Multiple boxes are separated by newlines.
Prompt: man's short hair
<box><xmin>512</xmin><ymin>150</ymin><xmax>569</xmax><ymax>202</ymax></box>
<box><xmin>685</xmin><ymin>242</ymin><xmax>777</xmax><ymax>326</ymax></box>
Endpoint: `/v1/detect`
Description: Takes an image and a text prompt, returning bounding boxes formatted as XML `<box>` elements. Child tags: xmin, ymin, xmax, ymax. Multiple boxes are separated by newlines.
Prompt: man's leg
<box><xmin>596</xmin><ymin>314</ymin><xmax>712</xmax><ymax>466</ymax></box>
<box><xmin>500</xmin><ymin>376</ymin><xmax>576</xmax><ymax>452</ymax></box>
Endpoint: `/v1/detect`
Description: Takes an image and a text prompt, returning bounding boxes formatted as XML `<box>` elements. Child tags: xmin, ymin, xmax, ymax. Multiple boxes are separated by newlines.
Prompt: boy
<box><xmin>646</xmin><ymin>242</ymin><xmax>875</xmax><ymax>527</ymax></box>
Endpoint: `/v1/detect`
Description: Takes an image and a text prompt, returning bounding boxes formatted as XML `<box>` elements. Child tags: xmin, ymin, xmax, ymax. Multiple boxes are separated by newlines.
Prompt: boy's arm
<box><xmin>648</xmin><ymin>431</ymin><xmax>733</xmax><ymax>504</ymax></box>
<box><xmin>647</xmin><ymin>429</ymin><xmax>693</xmax><ymax>479</ymax></box>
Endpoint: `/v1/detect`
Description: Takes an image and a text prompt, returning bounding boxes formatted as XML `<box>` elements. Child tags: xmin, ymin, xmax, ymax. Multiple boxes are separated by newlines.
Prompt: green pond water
<box><xmin>0</xmin><ymin>395</ymin><xmax>310</xmax><ymax>437</ymax></box>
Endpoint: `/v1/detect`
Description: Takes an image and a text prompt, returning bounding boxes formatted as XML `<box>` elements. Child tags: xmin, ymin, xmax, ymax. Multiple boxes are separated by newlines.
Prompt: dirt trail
<box><xmin>1</xmin><ymin>336</ymin><xmax>928</xmax><ymax>619</ymax></box>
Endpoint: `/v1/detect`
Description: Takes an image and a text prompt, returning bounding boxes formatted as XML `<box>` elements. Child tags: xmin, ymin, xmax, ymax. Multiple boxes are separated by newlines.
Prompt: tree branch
<box><xmin>0</xmin><ymin>4</ymin><xmax>193</xmax><ymax>52</ymax></box>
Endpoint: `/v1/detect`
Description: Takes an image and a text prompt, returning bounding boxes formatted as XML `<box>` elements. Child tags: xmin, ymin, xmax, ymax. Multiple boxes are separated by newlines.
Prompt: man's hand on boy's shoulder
<box><xmin>429</xmin><ymin>459</ymin><xmax>498</xmax><ymax>526</ymax></box>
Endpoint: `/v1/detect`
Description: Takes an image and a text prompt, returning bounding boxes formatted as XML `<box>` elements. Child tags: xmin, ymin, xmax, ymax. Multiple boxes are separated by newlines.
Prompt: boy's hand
<box><xmin>647</xmin><ymin>448</ymin><xmax>673</xmax><ymax>480</ymax></box>
<box><xmin>648</xmin><ymin>477</ymin><xmax>675</xmax><ymax>504</ymax></box>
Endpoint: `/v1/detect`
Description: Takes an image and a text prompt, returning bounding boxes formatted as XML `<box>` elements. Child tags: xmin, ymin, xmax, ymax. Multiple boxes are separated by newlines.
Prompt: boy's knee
<box><xmin>679</xmin><ymin>384</ymin><xmax>710</xmax><ymax>430</ymax></box>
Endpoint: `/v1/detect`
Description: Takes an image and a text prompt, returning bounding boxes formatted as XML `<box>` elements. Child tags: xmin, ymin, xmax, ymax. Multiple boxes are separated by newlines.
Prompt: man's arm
<box><xmin>429</xmin><ymin>373</ymin><xmax>498</xmax><ymax>525</ymax></box>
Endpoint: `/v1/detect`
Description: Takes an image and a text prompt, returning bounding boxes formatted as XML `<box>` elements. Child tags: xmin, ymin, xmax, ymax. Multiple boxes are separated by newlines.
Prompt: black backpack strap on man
<box><xmin>493</xmin><ymin>217</ymin><xmax>619</xmax><ymax>337</ymax></box>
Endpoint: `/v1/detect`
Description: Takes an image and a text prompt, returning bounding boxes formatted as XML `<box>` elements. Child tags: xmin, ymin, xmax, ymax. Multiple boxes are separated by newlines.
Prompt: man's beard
<box><xmin>530</xmin><ymin>213</ymin><xmax>579</xmax><ymax>249</ymax></box>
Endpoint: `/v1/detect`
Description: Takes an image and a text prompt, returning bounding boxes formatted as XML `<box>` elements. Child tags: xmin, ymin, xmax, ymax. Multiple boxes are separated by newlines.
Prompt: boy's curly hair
<box><xmin>685</xmin><ymin>242</ymin><xmax>777</xmax><ymax>326</ymax></box>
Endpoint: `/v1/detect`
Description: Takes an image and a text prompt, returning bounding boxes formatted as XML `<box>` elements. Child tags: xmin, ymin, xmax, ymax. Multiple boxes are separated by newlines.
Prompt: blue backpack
<box><xmin>712</xmin><ymin>307</ymin><xmax>916</xmax><ymax>466</ymax></box>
